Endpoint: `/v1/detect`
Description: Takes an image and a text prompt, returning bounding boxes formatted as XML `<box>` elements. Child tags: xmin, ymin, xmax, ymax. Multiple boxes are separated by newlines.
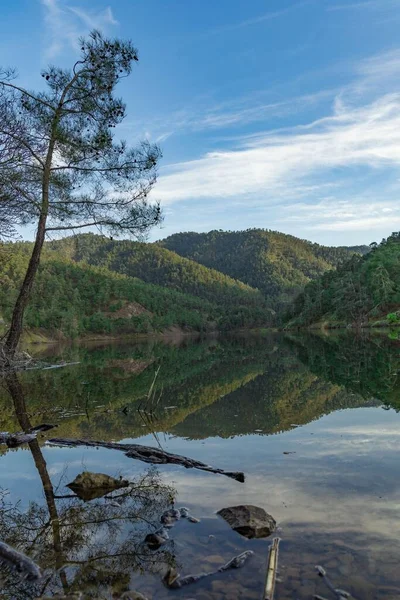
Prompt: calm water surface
<box><xmin>0</xmin><ymin>332</ymin><xmax>399</xmax><ymax>599</ymax></box>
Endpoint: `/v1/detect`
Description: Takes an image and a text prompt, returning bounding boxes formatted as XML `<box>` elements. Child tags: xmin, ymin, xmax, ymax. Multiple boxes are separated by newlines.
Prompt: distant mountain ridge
<box><xmin>158</xmin><ymin>229</ymin><xmax>369</xmax><ymax>307</ymax></box>
<box><xmin>0</xmin><ymin>230</ymin><xmax>372</xmax><ymax>340</ymax></box>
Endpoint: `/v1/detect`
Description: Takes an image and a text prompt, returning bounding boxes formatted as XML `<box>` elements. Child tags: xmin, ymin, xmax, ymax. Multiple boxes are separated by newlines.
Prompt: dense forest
<box><xmin>0</xmin><ymin>236</ymin><xmax>272</xmax><ymax>339</ymax></box>
<box><xmin>2</xmin><ymin>230</ymin><xmax>397</xmax><ymax>341</ymax></box>
<box><xmin>159</xmin><ymin>229</ymin><xmax>369</xmax><ymax>308</ymax></box>
<box><xmin>286</xmin><ymin>233</ymin><xmax>400</xmax><ymax>328</ymax></box>
<box><xmin>46</xmin><ymin>234</ymin><xmax>265</xmax><ymax>309</ymax></box>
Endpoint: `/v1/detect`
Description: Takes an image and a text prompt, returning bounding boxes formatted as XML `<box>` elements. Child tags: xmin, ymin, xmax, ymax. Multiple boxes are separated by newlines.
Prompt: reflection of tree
<box><xmin>1</xmin><ymin>373</ymin><xmax>176</xmax><ymax>599</ymax></box>
<box><xmin>0</xmin><ymin>337</ymin><xmax>268</xmax><ymax>439</ymax></box>
<box><xmin>286</xmin><ymin>333</ymin><xmax>400</xmax><ymax>409</ymax></box>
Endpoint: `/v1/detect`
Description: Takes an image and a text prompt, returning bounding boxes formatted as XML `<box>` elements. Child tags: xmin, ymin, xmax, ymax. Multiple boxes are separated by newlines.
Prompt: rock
<box><xmin>188</xmin><ymin>515</ymin><xmax>200</xmax><ymax>523</ymax></box>
<box><xmin>67</xmin><ymin>471</ymin><xmax>129</xmax><ymax>501</ymax></box>
<box><xmin>160</xmin><ymin>508</ymin><xmax>180</xmax><ymax>526</ymax></box>
<box><xmin>144</xmin><ymin>533</ymin><xmax>167</xmax><ymax>549</ymax></box>
<box><xmin>144</xmin><ymin>527</ymin><xmax>169</xmax><ymax>549</ymax></box>
<box><xmin>120</xmin><ymin>592</ymin><xmax>149</xmax><ymax>600</ymax></box>
<box><xmin>217</xmin><ymin>505</ymin><xmax>276</xmax><ymax>539</ymax></box>
<box><xmin>163</xmin><ymin>567</ymin><xmax>180</xmax><ymax>587</ymax></box>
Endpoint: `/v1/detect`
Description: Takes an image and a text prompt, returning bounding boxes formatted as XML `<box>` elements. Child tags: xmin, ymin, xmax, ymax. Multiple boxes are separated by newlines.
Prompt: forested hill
<box><xmin>46</xmin><ymin>234</ymin><xmax>266</xmax><ymax>310</ymax></box>
<box><xmin>158</xmin><ymin>229</ymin><xmax>369</xmax><ymax>307</ymax></box>
<box><xmin>0</xmin><ymin>235</ymin><xmax>272</xmax><ymax>339</ymax></box>
<box><xmin>0</xmin><ymin>230</ymin><xmax>378</xmax><ymax>340</ymax></box>
<box><xmin>286</xmin><ymin>233</ymin><xmax>400</xmax><ymax>328</ymax></box>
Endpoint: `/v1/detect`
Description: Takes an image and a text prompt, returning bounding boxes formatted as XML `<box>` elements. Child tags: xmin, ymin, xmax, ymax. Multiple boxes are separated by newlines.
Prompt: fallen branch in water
<box><xmin>0</xmin><ymin>424</ymin><xmax>56</xmax><ymax>447</ymax></box>
<box><xmin>163</xmin><ymin>550</ymin><xmax>254</xmax><ymax>589</ymax></box>
<box><xmin>41</xmin><ymin>361</ymin><xmax>80</xmax><ymax>371</ymax></box>
<box><xmin>315</xmin><ymin>565</ymin><xmax>351</xmax><ymax>600</ymax></box>
<box><xmin>0</xmin><ymin>346</ymin><xmax>33</xmax><ymax>373</ymax></box>
<box><xmin>47</xmin><ymin>437</ymin><xmax>245</xmax><ymax>482</ymax></box>
<box><xmin>264</xmin><ymin>537</ymin><xmax>280</xmax><ymax>600</ymax></box>
<box><xmin>0</xmin><ymin>432</ymin><xmax>37</xmax><ymax>447</ymax></box>
<box><xmin>0</xmin><ymin>540</ymin><xmax>42</xmax><ymax>582</ymax></box>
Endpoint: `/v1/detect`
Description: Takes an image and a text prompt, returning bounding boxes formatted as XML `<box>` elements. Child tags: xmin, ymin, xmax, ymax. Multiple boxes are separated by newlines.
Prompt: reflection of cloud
<box><xmin>4</xmin><ymin>405</ymin><xmax>400</xmax><ymax>596</ymax></box>
<box><xmin>153</xmin><ymin>408</ymin><xmax>400</xmax><ymax>549</ymax></box>
<box><xmin>164</xmin><ymin>464</ymin><xmax>400</xmax><ymax>545</ymax></box>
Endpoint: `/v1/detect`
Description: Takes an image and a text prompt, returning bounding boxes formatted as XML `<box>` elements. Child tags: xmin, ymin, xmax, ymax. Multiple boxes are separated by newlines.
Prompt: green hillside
<box><xmin>47</xmin><ymin>233</ymin><xmax>264</xmax><ymax>307</ymax></box>
<box><xmin>286</xmin><ymin>233</ymin><xmax>400</xmax><ymax>328</ymax></box>
<box><xmin>0</xmin><ymin>236</ymin><xmax>272</xmax><ymax>339</ymax></box>
<box><xmin>0</xmin><ymin>229</ymin><xmax>376</xmax><ymax>341</ymax></box>
<box><xmin>159</xmin><ymin>229</ymin><xmax>368</xmax><ymax>308</ymax></box>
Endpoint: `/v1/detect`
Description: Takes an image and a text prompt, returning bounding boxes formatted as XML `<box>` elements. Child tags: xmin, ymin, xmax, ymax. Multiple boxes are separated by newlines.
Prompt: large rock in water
<box><xmin>67</xmin><ymin>471</ymin><xmax>129</xmax><ymax>501</ymax></box>
<box><xmin>217</xmin><ymin>505</ymin><xmax>276</xmax><ymax>539</ymax></box>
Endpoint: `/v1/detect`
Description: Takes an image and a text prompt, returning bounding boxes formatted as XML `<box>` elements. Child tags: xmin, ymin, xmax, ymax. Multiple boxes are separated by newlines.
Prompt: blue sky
<box><xmin>2</xmin><ymin>0</ymin><xmax>400</xmax><ymax>245</ymax></box>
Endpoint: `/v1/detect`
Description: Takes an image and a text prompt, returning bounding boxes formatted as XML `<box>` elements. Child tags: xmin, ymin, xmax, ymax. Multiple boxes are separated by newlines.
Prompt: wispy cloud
<box><xmin>41</xmin><ymin>0</ymin><xmax>118</xmax><ymax>60</ymax></box>
<box><xmin>281</xmin><ymin>199</ymin><xmax>400</xmax><ymax>232</ymax></box>
<box><xmin>155</xmin><ymin>92</ymin><xmax>400</xmax><ymax>204</ymax></box>
<box><xmin>133</xmin><ymin>48</ymin><xmax>400</xmax><ymax>144</ymax></box>
<box><xmin>206</xmin><ymin>1</ymin><xmax>312</xmax><ymax>35</ymax></box>
<box><xmin>327</xmin><ymin>0</ymin><xmax>398</xmax><ymax>11</ymax></box>
<box><xmin>148</xmin><ymin>49</ymin><xmax>400</xmax><ymax>239</ymax></box>
<box><xmin>125</xmin><ymin>88</ymin><xmax>333</xmax><ymax>142</ymax></box>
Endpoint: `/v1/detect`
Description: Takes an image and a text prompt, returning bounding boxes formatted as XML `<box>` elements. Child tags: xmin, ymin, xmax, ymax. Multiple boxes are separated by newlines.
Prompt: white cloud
<box><xmin>68</xmin><ymin>5</ymin><xmax>117</xmax><ymax>27</ymax></box>
<box><xmin>155</xmin><ymin>92</ymin><xmax>400</xmax><ymax>205</ymax></box>
<box><xmin>149</xmin><ymin>48</ymin><xmax>400</xmax><ymax>242</ymax></box>
<box><xmin>281</xmin><ymin>199</ymin><xmax>400</xmax><ymax>232</ymax></box>
<box><xmin>41</xmin><ymin>0</ymin><xmax>118</xmax><ymax>60</ymax></box>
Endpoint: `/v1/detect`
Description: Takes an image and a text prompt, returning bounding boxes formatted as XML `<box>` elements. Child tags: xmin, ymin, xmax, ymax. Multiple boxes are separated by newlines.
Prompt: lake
<box><xmin>0</xmin><ymin>332</ymin><xmax>399</xmax><ymax>599</ymax></box>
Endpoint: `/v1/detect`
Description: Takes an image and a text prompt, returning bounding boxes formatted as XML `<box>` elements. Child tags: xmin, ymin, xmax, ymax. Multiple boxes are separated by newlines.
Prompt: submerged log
<box><xmin>315</xmin><ymin>566</ymin><xmax>351</xmax><ymax>600</ymax></box>
<box><xmin>0</xmin><ymin>432</ymin><xmax>37</xmax><ymax>447</ymax></box>
<box><xmin>47</xmin><ymin>437</ymin><xmax>245</xmax><ymax>482</ymax></box>
<box><xmin>264</xmin><ymin>538</ymin><xmax>280</xmax><ymax>600</ymax></box>
<box><xmin>29</xmin><ymin>423</ymin><xmax>56</xmax><ymax>433</ymax></box>
<box><xmin>163</xmin><ymin>550</ymin><xmax>254</xmax><ymax>589</ymax></box>
<box><xmin>0</xmin><ymin>424</ymin><xmax>56</xmax><ymax>447</ymax></box>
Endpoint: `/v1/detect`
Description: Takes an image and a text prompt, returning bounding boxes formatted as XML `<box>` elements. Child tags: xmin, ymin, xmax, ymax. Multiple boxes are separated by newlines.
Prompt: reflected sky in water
<box><xmin>0</xmin><ymin>333</ymin><xmax>399</xmax><ymax>599</ymax></box>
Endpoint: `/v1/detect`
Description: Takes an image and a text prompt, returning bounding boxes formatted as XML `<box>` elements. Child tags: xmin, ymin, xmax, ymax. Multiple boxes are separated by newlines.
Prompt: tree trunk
<box><xmin>4</xmin><ymin>125</ymin><xmax>56</xmax><ymax>360</ymax></box>
<box><xmin>6</xmin><ymin>372</ymin><xmax>68</xmax><ymax>589</ymax></box>
<box><xmin>3</xmin><ymin>212</ymin><xmax>47</xmax><ymax>358</ymax></box>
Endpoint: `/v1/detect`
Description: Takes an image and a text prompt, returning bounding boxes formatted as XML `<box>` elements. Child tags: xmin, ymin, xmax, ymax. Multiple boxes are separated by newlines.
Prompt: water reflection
<box><xmin>1</xmin><ymin>373</ymin><xmax>176</xmax><ymax>599</ymax></box>
<box><xmin>0</xmin><ymin>332</ymin><xmax>399</xmax><ymax>599</ymax></box>
<box><xmin>0</xmin><ymin>334</ymin><xmax>387</xmax><ymax>443</ymax></box>
<box><xmin>286</xmin><ymin>331</ymin><xmax>400</xmax><ymax>409</ymax></box>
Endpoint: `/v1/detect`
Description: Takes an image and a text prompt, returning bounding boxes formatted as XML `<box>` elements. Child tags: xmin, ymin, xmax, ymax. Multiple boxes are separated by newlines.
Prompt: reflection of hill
<box><xmin>1</xmin><ymin>333</ymin><xmax>393</xmax><ymax>446</ymax></box>
<box><xmin>286</xmin><ymin>332</ymin><xmax>400</xmax><ymax>410</ymax></box>
<box><xmin>0</xmin><ymin>337</ymin><xmax>268</xmax><ymax>442</ymax></box>
<box><xmin>171</xmin><ymin>354</ymin><xmax>375</xmax><ymax>440</ymax></box>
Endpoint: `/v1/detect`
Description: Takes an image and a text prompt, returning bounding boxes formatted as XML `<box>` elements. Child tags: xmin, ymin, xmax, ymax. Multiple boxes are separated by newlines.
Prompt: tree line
<box><xmin>286</xmin><ymin>233</ymin><xmax>400</xmax><ymax>327</ymax></box>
